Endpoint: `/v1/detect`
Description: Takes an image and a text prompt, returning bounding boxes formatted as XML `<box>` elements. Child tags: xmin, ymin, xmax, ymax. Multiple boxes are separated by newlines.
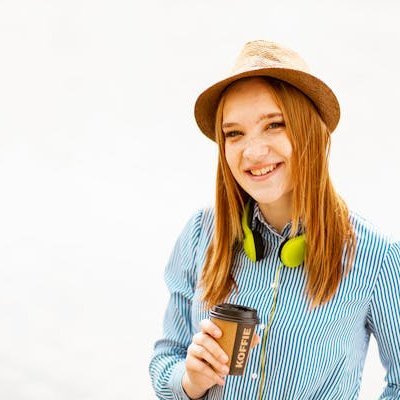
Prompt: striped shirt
<box><xmin>149</xmin><ymin>203</ymin><xmax>400</xmax><ymax>399</ymax></box>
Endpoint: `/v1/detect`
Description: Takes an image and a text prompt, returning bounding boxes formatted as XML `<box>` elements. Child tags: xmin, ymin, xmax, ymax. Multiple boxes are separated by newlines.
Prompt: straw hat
<box><xmin>194</xmin><ymin>40</ymin><xmax>340</xmax><ymax>141</ymax></box>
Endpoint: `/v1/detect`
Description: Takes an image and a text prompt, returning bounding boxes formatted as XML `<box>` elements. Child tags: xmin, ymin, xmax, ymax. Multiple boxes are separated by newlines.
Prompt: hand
<box><xmin>182</xmin><ymin>319</ymin><xmax>260</xmax><ymax>399</ymax></box>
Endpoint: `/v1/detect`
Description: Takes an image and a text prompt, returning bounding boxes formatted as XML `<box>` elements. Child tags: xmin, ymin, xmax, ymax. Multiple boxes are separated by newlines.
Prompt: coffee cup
<box><xmin>210</xmin><ymin>303</ymin><xmax>259</xmax><ymax>376</ymax></box>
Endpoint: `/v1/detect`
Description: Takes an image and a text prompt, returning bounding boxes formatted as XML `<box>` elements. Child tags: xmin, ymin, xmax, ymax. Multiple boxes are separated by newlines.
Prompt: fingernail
<box><xmin>220</xmin><ymin>353</ymin><xmax>229</xmax><ymax>363</ymax></box>
<box><xmin>214</xmin><ymin>329</ymin><xmax>221</xmax><ymax>337</ymax></box>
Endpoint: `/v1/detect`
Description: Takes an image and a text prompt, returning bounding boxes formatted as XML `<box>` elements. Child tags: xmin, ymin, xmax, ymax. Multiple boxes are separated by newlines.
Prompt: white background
<box><xmin>0</xmin><ymin>0</ymin><xmax>399</xmax><ymax>399</ymax></box>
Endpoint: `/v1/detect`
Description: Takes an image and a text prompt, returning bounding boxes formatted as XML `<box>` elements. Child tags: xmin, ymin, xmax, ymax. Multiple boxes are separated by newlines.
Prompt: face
<box><xmin>222</xmin><ymin>77</ymin><xmax>293</xmax><ymax>209</ymax></box>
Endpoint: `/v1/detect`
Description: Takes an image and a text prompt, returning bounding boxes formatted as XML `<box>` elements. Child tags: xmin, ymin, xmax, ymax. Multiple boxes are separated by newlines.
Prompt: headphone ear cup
<box><xmin>241</xmin><ymin>199</ymin><xmax>266</xmax><ymax>262</ymax></box>
<box><xmin>279</xmin><ymin>234</ymin><xmax>306</xmax><ymax>268</ymax></box>
<box><xmin>243</xmin><ymin>229</ymin><xmax>266</xmax><ymax>262</ymax></box>
<box><xmin>252</xmin><ymin>230</ymin><xmax>266</xmax><ymax>261</ymax></box>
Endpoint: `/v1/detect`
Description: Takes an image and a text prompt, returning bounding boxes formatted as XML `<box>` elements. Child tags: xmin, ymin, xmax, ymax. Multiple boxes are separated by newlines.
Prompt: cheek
<box><xmin>278</xmin><ymin>136</ymin><xmax>294</xmax><ymax>187</ymax></box>
<box><xmin>284</xmin><ymin>161</ymin><xmax>294</xmax><ymax>190</ymax></box>
<box><xmin>281</xmin><ymin>135</ymin><xmax>293</xmax><ymax>159</ymax></box>
<box><xmin>224</xmin><ymin>145</ymin><xmax>238</xmax><ymax>172</ymax></box>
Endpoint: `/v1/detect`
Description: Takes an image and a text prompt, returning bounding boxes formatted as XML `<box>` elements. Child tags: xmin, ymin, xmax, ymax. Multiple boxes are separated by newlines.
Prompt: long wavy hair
<box><xmin>200</xmin><ymin>77</ymin><xmax>357</xmax><ymax>309</ymax></box>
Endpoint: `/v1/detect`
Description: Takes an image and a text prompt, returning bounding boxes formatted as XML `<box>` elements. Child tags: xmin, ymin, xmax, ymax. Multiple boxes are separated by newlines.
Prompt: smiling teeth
<box><xmin>250</xmin><ymin>164</ymin><xmax>278</xmax><ymax>176</ymax></box>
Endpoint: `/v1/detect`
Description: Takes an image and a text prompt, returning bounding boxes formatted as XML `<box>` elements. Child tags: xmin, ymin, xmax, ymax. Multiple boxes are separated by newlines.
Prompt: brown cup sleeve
<box><xmin>210</xmin><ymin>317</ymin><xmax>238</xmax><ymax>370</ymax></box>
<box><xmin>211</xmin><ymin>318</ymin><xmax>255</xmax><ymax>376</ymax></box>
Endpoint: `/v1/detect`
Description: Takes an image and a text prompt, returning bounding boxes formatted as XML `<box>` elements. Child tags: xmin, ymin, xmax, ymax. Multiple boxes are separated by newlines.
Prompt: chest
<box><xmin>191</xmin><ymin>247</ymin><xmax>375</xmax><ymax>348</ymax></box>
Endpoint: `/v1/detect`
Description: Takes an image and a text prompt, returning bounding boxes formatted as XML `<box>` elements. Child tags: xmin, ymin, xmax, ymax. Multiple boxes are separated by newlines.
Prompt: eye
<box><xmin>267</xmin><ymin>121</ymin><xmax>285</xmax><ymax>130</ymax></box>
<box><xmin>224</xmin><ymin>130</ymin><xmax>243</xmax><ymax>138</ymax></box>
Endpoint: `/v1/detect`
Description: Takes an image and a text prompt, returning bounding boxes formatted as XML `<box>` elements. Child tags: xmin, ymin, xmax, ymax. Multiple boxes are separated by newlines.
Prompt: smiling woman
<box><xmin>149</xmin><ymin>40</ymin><xmax>400</xmax><ymax>400</ymax></box>
<box><xmin>221</xmin><ymin>78</ymin><xmax>294</xmax><ymax>232</ymax></box>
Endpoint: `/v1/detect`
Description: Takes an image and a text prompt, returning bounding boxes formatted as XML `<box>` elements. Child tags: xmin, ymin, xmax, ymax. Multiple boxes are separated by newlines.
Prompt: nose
<box><xmin>242</xmin><ymin>136</ymin><xmax>270</xmax><ymax>161</ymax></box>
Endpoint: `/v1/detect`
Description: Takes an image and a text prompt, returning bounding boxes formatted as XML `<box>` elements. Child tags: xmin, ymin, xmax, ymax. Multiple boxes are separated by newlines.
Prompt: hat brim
<box><xmin>194</xmin><ymin>67</ymin><xmax>340</xmax><ymax>141</ymax></box>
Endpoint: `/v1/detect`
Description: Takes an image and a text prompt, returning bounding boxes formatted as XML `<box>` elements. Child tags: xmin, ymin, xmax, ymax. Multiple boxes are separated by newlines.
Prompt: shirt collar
<box><xmin>251</xmin><ymin>201</ymin><xmax>304</xmax><ymax>239</ymax></box>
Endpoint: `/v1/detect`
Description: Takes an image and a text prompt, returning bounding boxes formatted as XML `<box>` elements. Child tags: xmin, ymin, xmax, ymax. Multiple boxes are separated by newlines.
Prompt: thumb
<box><xmin>251</xmin><ymin>333</ymin><xmax>261</xmax><ymax>348</ymax></box>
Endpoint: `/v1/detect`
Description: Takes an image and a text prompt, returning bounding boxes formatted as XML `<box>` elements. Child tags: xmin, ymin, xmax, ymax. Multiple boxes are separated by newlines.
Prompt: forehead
<box><xmin>222</xmin><ymin>77</ymin><xmax>281</xmax><ymax>119</ymax></box>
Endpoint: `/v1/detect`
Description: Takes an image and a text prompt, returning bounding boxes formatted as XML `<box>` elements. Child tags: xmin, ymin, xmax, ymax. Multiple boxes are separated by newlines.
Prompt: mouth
<box><xmin>246</xmin><ymin>162</ymin><xmax>283</xmax><ymax>177</ymax></box>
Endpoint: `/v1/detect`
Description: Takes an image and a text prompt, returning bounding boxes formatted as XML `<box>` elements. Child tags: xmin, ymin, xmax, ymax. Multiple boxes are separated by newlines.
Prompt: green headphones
<box><xmin>241</xmin><ymin>200</ymin><xmax>306</xmax><ymax>267</ymax></box>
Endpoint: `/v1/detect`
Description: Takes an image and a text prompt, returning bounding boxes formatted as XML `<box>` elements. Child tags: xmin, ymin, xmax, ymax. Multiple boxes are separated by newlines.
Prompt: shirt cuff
<box><xmin>169</xmin><ymin>360</ymin><xmax>208</xmax><ymax>400</ymax></box>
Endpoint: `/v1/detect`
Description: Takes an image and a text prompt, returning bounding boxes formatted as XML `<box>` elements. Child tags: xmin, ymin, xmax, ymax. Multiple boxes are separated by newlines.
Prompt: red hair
<box><xmin>200</xmin><ymin>77</ymin><xmax>356</xmax><ymax>309</ymax></box>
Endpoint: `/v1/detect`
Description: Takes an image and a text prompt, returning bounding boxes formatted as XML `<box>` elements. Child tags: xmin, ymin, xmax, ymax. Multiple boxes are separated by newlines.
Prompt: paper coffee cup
<box><xmin>210</xmin><ymin>303</ymin><xmax>259</xmax><ymax>376</ymax></box>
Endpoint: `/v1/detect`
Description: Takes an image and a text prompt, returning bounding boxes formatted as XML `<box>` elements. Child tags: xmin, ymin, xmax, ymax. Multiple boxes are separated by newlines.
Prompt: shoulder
<box><xmin>349</xmin><ymin>209</ymin><xmax>397</xmax><ymax>246</ymax></box>
<box><xmin>184</xmin><ymin>205</ymin><xmax>215</xmax><ymax>234</ymax></box>
<box><xmin>348</xmin><ymin>208</ymin><xmax>399</xmax><ymax>270</ymax></box>
<box><xmin>171</xmin><ymin>206</ymin><xmax>215</xmax><ymax>277</ymax></box>
<box><xmin>177</xmin><ymin>206</ymin><xmax>215</xmax><ymax>252</ymax></box>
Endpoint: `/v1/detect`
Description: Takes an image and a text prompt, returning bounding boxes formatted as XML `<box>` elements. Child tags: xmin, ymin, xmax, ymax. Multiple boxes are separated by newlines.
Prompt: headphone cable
<box><xmin>257</xmin><ymin>261</ymin><xmax>284</xmax><ymax>400</ymax></box>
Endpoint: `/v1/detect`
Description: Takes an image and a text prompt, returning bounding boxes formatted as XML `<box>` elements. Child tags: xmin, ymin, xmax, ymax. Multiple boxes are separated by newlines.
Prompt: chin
<box><xmin>247</xmin><ymin>190</ymin><xmax>293</xmax><ymax>206</ymax></box>
<box><xmin>253</xmin><ymin>196</ymin><xmax>284</xmax><ymax>206</ymax></box>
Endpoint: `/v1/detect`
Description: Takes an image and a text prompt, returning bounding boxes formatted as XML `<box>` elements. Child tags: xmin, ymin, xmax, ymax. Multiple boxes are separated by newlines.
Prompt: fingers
<box><xmin>197</xmin><ymin>321</ymin><xmax>229</xmax><ymax>364</ymax></box>
<box><xmin>185</xmin><ymin>356</ymin><xmax>226</xmax><ymax>386</ymax></box>
<box><xmin>251</xmin><ymin>333</ymin><xmax>261</xmax><ymax>348</ymax></box>
<box><xmin>188</xmin><ymin>342</ymin><xmax>230</xmax><ymax>376</ymax></box>
<box><xmin>200</xmin><ymin>319</ymin><xmax>223</xmax><ymax>339</ymax></box>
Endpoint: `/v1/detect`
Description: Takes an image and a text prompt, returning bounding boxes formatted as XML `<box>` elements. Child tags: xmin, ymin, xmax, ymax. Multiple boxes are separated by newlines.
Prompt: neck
<box><xmin>257</xmin><ymin>192</ymin><xmax>293</xmax><ymax>234</ymax></box>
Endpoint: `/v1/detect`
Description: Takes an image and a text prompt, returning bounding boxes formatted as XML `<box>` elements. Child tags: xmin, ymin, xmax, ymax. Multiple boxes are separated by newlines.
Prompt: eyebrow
<box><xmin>222</xmin><ymin>112</ymin><xmax>283</xmax><ymax>129</ymax></box>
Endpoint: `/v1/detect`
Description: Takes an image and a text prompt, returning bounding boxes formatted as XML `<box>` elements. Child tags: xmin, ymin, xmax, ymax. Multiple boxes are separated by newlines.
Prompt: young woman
<box><xmin>149</xmin><ymin>40</ymin><xmax>400</xmax><ymax>399</ymax></box>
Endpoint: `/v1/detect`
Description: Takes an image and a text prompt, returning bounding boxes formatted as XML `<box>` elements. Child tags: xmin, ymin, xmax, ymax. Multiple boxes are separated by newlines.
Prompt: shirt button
<box><xmin>259</xmin><ymin>323</ymin><xmax>266</xmax><ymax>330</ymax></box>
<box><xmin>251</xmin><ymin>373</ymin><xmax>258</xmax><ymax>380</ymax></box>
<box><xmin>271</xmin><ymin>282</ymin><xmax>278</xmax><ymax>289</ymax></box>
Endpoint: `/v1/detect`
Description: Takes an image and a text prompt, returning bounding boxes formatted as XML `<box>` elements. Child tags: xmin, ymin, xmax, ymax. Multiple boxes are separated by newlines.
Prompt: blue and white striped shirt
<box><xmin>149</xmin><ymin>204</ymin><xmax>400</xmax><ymax>399</ymax></box>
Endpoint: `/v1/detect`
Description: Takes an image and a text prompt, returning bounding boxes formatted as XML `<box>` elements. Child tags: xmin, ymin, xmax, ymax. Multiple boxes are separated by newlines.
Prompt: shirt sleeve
<box><xmin>366</xmin><ymin>241</ymin><xmax>400</xmax><ymax>399</ymax></box>
<box><xmin>149</xmin><ymin>209</ymin><xmax>206</xmax><ymax>400</ymax></box>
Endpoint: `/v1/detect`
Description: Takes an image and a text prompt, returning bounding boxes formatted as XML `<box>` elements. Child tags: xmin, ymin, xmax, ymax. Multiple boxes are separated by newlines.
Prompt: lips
<box><xmin>246</xmin><ymin>162</ymin><xmax>283</xmax><ymax>177</ymax></box>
